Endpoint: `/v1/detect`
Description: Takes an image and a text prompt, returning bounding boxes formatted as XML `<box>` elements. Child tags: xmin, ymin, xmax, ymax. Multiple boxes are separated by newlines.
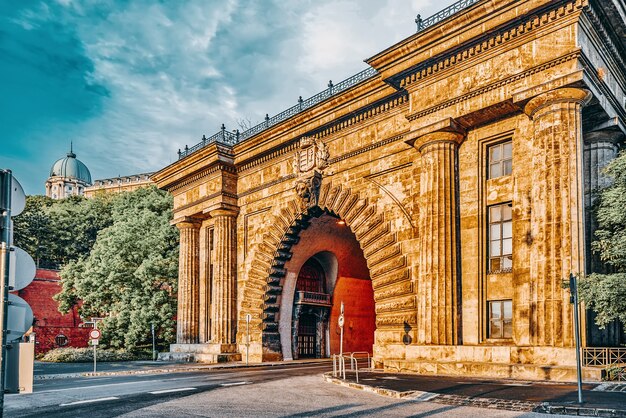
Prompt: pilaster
<box><xmin>524</xmin><ymin>87</ymin><xmax>591</xmax><ymax>347</ymax></box>
<box><xmin>198</xmin><ymin>218</ymin><xmax>213</xmax><ymax>343</ymax></box>
<box><xmin>412</xmin><ymin>125</ymin><xmax>464</xmax><ymax>345</ymax></box>
<box><xmin>175</xmin><ymin>218</ymin><xmax>202</xmax><ymax>344</ymax></box>
<box><xmin>209</xmin><ymin>207</ymin><xmax>239</xmax><ymax>346</ymax></box>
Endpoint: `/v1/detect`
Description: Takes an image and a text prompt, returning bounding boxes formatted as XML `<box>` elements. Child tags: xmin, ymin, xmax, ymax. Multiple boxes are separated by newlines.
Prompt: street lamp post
<box><xmin>569</xmin><ymin>273</ymin><xmax>583</xmax><ymax>404</ymax></box>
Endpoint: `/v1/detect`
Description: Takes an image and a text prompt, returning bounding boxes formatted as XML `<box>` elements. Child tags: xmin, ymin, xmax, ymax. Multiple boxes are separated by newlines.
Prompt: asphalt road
<box><xmin>5</xmin><ymin>362</ymin><xmax>573</xmax><ymax>417</ymax></box>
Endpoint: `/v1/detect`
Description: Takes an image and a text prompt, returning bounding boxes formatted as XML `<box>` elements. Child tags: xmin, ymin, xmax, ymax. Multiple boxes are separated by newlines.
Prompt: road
<box><xmin>5</xmin><ymin>362</ymin><xmax>569</xmax><ymax>417</ymax></box>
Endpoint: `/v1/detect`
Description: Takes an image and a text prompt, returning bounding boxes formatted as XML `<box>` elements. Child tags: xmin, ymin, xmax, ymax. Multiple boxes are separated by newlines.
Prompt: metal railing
<box><xmin>294</xmin><ymin>291</ymin><xmax>331</xmax><ymax>306</ymax></box>
<box><xmin>178</xmin><ymin>0</ymin><xmax>482</xmax><ymax>160</ymax></box>
<box><xmin>415</xmin><ymin>0</ymin><xmax>481</xmax><ymax>32</ymax></box>
<box><xmin>332</xmin><ymin>352</ymin><xmax>373</xmax><ymax>383</ymax></box>
<box><xmin>582</xmin><ymin>347</ymin><xmax>626</xmax><ymax>367</ymax></box>
<box><xmin>178</xmin><ymin>67</ymin><xmax>378</xmax><ymax>159</ymax></box>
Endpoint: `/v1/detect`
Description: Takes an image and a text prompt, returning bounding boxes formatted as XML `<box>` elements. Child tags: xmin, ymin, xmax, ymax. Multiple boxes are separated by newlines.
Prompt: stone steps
<box><xmin>383</xmin><ymin>359</ymin><xmax>603</xmax><ymax>382</ymax></box>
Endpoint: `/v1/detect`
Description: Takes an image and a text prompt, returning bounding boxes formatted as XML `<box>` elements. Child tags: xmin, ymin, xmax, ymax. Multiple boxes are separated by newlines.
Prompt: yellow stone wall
<box><xmin>153</xmin><ymin>0</ymin><xmax>626</xmax><ymax>379</ymax></box>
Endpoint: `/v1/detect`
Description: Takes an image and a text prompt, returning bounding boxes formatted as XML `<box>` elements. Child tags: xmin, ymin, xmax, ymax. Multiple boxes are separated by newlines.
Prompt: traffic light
<box><xmin>0</xmin><ymin>169</ymin><xmax>35</xmax><ymax>401</ymax></box>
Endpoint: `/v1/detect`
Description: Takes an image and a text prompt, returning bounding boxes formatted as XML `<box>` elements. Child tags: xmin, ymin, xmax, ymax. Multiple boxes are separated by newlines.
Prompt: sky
<box><xmin>0</xmin><ymin>0</ymin><xmax>456</xmax><ymax>195</ymax></box>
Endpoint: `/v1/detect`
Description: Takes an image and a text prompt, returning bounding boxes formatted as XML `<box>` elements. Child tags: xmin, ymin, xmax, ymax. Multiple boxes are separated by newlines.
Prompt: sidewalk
<box><xmin>34</xmin><ymin>358</ymin><xmax>331</xmax><ymax>380</ymax></box>
<box><xmin>324</xmin><ymin>370</ymin><xmax>626</xmax><ymax>417</ymax></box>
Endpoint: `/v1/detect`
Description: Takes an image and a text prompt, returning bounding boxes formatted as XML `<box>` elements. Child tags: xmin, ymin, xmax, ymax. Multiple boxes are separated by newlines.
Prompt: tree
<box><xmin>13</xmin><ymin>194</ymin><xmax>114</xmax><ymax>268</ymax></box>
<box><xmin>56</xmin><ymin>186</ymin><xmax>179</xmax><ymax>350</ymax></box>
<box><xmin>12</xmin><ymin>195</ymin><xmax>54</xmax><ymax>268</ymax></box>
<box><xmin>579</xmin><ymin>151</ymin><xmax>626</xmax><ymax>327</ymax></box>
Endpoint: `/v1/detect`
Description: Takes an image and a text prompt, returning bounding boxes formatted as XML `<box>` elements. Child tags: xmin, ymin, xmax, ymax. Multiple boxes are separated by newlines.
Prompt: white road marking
<box><xmin>220</xmin><ymin>381</ymin><xmax>249</xmax><ymax>387</ymax></box>
<box><xmin>149</xmin><ymin>387</ymin><xmax>197</xmax><ymax>394</ymax></box>
<box><xmin>60</xmin><ymin>396</ymin><xmax>119</xmax><ymax>406</ymax></box>
<box><xmin>36</xmin><ymin>380</ymin><xmax>156</xmax><ymax>393</ymax></box>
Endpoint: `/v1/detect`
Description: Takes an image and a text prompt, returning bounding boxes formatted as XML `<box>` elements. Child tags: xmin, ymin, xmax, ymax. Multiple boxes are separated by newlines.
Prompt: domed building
<box><xmin>45</xmin><ymin>146</ymin><xmax>92</xmax><ymax>199</ymax></box>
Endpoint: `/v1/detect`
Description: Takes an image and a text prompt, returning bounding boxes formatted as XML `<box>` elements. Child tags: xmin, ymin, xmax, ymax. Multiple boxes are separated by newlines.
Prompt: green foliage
<box><xmin>56</xmin><ymin>186</ymin><xmax>178</xmax><ymax>351</ymax></box>
<box><xmin>578</xmin><ymin>273</ymin><xmax>626</xmax><ymax>327</ymax></box>
<box><xmin>13</xmin><ymin>194</ymin><xmax>114</xmax><ymax>268</ymax></box>
<box><xmin>604</xmin><ymin>365</ymin><xmax>626</xmax><ymax>381</ymax></box>
<box><xmin>579</xmin><ymin>151</ymin><xmax>626</xmax><ymax>328</ymax></box>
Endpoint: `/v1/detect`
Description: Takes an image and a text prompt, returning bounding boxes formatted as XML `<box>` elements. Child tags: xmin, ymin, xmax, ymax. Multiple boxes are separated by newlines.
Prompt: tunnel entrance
<box><xmin>279</xmin><ymin>213</ymin><xmax>375</xmax><ymax>360</ymax></box>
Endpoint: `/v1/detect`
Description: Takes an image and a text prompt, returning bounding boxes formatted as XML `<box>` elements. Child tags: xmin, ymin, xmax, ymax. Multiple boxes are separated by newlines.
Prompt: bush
<box><xmin>40</xmin><ymin>347</ymin><xmax>148</xmax><ymax>362</ymax></box>
<box><xmin>604</xmin><ymin>365</ymin><xmax>626</xmax><ymax>381</ymax></box>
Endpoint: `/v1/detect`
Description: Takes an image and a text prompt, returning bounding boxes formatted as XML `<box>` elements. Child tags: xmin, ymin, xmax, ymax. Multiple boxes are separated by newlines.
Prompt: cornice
<box><xmin>585</xmin><ymin>1</ymin><xmax>626</xmax><ymax>73</ymax></box>
<box><xmin>167</xmin><ymin>162</ymin><xmax>236</xmax><ymax>193</ymax></box>
<box><xmin>405</xmin><ymin>51</ymin><xmax>581</xmax><ymax>122</ymax></box>
<box><xmin>389</xmin><ymin>0</ymin><xmax>587</xmax><ymax>90</ymax></box>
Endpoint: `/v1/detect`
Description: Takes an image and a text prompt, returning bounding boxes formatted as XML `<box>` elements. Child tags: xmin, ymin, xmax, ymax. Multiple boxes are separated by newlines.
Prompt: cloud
<box><xmin>0</xmin><ymin>0</ymin><xmax>456</xmax><ymax>194</ymax></box>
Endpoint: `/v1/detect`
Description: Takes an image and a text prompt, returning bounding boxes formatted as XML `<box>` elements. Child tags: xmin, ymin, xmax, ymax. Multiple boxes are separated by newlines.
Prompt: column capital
<box><xmin>206</xmin><ymin>203</ymin><xmax>239</xmax><ymax>218</ymax></box>
<box><xmin>405</xmin><ymin>118</ymin><xmax>466</xmax><ymax>153</ymax></box>
<box><xmin>584</xmin><ymin>129</ymin><xmax>624</xmax><ymax>145</ymax></box>
<box><xmin>171</xmin><ymin>216</ymin><xmax>203</xmax><ymax>229</ymax></box>
<box><xmin>524</xmin><ymin>87</ymin><xmax>592</xmax><ymax>119</ymax></box>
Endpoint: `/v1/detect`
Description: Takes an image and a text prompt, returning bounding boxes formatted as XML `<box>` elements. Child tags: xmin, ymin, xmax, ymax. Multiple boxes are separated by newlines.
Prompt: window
<box><xmin>489</xmin><ymin>300</ymin><xmax>512</xmax><ymax>339</ymax></box>
<box><xmin>55</xmin><ymin>334</ymin><xmax>69</xmax><ymax>347</ymax></box>
<box><xmin>488</xmin><ymin>141</ymin><xmax>512</xmax><ymax>178</ymax></box>
<box><xmin>489</xmin><ymin>203</ymin><xmax>512</xmax><ymax>273</ymax></box>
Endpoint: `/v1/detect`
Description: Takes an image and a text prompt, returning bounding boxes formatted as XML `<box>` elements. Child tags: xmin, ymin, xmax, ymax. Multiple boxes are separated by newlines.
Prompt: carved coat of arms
<box><xmin>294</xmin><ymin>136</ymin><xmax>329</xmax><ymax>209</ymax></box>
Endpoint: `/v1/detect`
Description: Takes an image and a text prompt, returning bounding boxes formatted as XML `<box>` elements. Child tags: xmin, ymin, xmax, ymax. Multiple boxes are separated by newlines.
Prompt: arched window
<box><xmin>296</xmin><ymin>258</ymin><xmax>325</xmax><ymax>293</ymax></box>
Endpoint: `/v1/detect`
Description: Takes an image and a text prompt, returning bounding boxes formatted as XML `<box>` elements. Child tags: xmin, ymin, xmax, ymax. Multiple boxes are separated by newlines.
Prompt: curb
<box><xmin>323</xmin><ymin>373</ymin><xmax>626</xmax><ymax>417</ymax></box>
<box><xmin>35</xmin><ymin>359</ymin><xmax>330</xmax><ymax>381</ymax></box>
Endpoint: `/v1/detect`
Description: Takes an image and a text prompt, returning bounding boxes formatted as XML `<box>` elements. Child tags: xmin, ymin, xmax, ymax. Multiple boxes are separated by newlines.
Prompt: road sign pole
<box><xmin>92</xmin><ymin>323</ymin><xmax>99</xmax><ymax>374</ymax></box>
<box><xmin>245</xmin><ymin>314</ymin><xmax>251</xmax><ymax>366</ymax></box>
<box><xmin>0</xmin><ymin>170</ymin><xmax>14</xmax><ymax>416</ymax></box>
<box><xmin>339</xmin><ymin>301</ymin><xmax>345</xmax><ymax>356</ymax></box>
<box><xmin>151</xmin><ymin>323</ymin><xmax>156</xmax><ymax>361</ymax></box>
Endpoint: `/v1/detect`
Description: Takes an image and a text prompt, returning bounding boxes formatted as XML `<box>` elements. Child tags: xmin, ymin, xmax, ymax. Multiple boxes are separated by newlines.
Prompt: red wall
<box><xmin>15</xmin><ymin>269</ymin><xmax>89</xmax><ymax>354</ymax></box>
<box><xmin>329</xmin><ymin>276</ymin><xmax>376</xmax><ymax>354</ymax></box>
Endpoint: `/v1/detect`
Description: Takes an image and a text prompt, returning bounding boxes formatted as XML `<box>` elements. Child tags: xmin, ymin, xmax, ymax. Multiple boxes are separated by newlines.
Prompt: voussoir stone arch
<box><xmin>239</xmin><ymin>180</ymin><xmax>416</xmax><ymax>359</ymax></box>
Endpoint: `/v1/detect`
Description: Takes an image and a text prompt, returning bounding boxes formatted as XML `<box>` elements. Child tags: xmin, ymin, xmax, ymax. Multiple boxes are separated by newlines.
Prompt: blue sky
<box><xmin>0</xmin><ymin>0</ymin><xmax>454</xmax><ymax>195</ymax></box>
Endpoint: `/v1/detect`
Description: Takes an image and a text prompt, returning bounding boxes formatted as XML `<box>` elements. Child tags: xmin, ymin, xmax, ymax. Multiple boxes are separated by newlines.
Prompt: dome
<box><xmin>50</xmin><ymin>149</ymin><xmax>92</xmax><ymax>185</ymax></box>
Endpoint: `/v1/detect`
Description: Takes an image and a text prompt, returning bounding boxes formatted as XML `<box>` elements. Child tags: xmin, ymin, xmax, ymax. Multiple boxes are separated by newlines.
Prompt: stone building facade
<box><xmin>153</xmin><ymin>0</ymin><xmax>626</xmax><ymax>380</ymax></box>
<box><xmin>84</xmin><ymin>173</ymin><xmax>154</xmax><ymax>198</ymax></box>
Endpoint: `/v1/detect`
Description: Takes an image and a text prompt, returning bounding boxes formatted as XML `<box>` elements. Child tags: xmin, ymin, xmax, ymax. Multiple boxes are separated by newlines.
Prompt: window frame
<box><xmin>488</xmin><ymin>203</ymin><xmax>513</xmax><ymax>274</ymax></box>
<box><xmin>487</xmin><ymin>140</ymin><xmax>513</xmax><ymax>179</ymax></box>
<box><xmin>488</xmin><ymin>299</ymin><xmax>513</xmax><ymax>339</ymax></box>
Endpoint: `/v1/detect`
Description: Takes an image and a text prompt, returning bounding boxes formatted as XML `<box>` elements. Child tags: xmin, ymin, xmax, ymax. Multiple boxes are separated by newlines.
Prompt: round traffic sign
<box><xmin>89</xmin><ymin>329</ymin><xmax>101</xmax><ymax>340</ymax></box>
<box><xmin>6</xmin><ymin>294</ymin><xmax>34</xmax><ymax>342</ymax></box>
<box><xmin>338</xmin><ymin>314</ymin><xmax>345</xmax><ymax>327</ymax></box>
<box><xmin>10</xmin><ymin>177</ymin><xmax>26</xmax><ymax>217</ymax></box>
<box><xmin>9</xmin><ymin>246</ymin><xmax>36</xmax><ymax>291</ymax></box>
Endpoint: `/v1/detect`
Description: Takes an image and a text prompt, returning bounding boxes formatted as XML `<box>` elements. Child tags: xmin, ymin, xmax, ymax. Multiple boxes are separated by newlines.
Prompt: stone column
<box><xmin>414</xmin><ymin>131</ymin><xmax>464</xmax><ymax>345</ymax></box>
<box><xmin>583</xmin><ymin>130</ymin><xmax>622</xmax><ymax>273</ymax></box>
<box><xmin>209</xmin><ymin>208</ymin><xmax>239</xmax><ymax>347</ymax></box>
<box><xmin>524</xmin><ymin>87</ymin><xmax>591</xmax><ymax>347</ymax></box>
<box><xmin>176</xmin><ymin>219</ymin><xmax>201</xmax><ymax>344</ymax></box>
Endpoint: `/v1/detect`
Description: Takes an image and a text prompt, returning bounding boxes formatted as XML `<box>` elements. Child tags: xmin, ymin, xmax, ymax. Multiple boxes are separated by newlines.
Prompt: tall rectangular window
<box><xmin>489</xmin><ymin>300</ymin><xmax>513</xmax><ymax>339</ymax></box>
<box><xmin>489</xmin><ymin>203</ymin><xmax>512</xmax><ymax>273</ymax></box>
<box><xmin>488</xmin><ymin>141</ymin><xmax>512</xmax><ymax>179</ymax></box>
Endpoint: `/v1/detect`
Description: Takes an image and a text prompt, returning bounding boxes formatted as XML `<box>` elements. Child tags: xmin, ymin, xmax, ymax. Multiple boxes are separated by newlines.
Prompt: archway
<box><xmin>240</xmin><ymin>182</ymin><xmax>415</xmax><ymax>362</ymax></box>
<box><xmin>277</xmin><ymin>214</ymin><xmax>376</xmax><ymax>360</ymax></box>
